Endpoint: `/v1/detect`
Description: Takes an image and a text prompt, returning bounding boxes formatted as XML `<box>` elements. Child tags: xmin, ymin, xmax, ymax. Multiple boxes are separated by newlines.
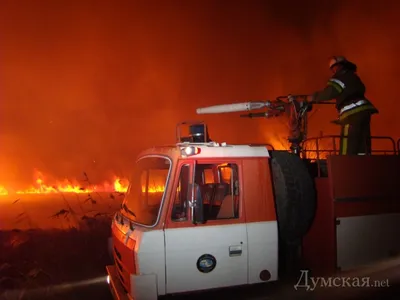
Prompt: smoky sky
<box><xmin>0</xmin><ymin>0</ymin><xmax>399</xmax><ymax>187</ymax></box>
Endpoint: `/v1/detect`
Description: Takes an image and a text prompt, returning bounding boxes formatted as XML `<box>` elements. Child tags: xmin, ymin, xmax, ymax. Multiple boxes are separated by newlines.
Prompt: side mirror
<box><xmin>189</xmin><ymin>184</ymin><xmax>204</xmax><ymax>224</ymax></box>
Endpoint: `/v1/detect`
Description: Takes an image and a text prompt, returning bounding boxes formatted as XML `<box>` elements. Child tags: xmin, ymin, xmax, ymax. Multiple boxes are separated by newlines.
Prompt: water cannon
<box><xmin>195</xmin><ymin>94</ymin><xmax>335</xmax><ymax>155</ymax></box>
<box><xmin>196</xmin><ymin>95</ymin><xmax>334</xmax><ymax>117</ymax></box>
<box><xmin>196</xmin><ymin>101</ymin><xmax>271</xmax><ymax>114</ymax></box>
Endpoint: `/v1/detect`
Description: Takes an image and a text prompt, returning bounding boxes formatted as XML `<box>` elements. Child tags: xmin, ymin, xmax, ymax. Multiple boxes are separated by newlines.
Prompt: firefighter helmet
<box><xmin>329</xmin><ymin>56</ymin><xmax>348</xmax><ymax>69</ymax></box>
<box><xmin>329</xmin><ymin>56</ymin><xmax>357</xmax><ymax>72</ymax></box>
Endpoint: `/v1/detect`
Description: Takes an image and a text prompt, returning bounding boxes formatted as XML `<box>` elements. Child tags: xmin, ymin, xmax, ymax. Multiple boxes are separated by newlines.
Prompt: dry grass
<box><xmin>0</xmin><ymin>217</ymin><xmax>116</xmax><ymax>299</ymax></box>
<box><xmin>0</xmin><ymin>174</ymin><xmax>124</xmax><ymax>299</ymax></box>
<box><xmin>0</xmin><ymin>217</ymin><xmax>111</xmax><ymax>286</ymax></box>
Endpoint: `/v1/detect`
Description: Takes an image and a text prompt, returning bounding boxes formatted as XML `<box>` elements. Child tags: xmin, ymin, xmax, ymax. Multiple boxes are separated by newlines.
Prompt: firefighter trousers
<box><xmin>339</xmin><ymin>111</ymin><xmax>372</xmax><ymax>155</ymax></box>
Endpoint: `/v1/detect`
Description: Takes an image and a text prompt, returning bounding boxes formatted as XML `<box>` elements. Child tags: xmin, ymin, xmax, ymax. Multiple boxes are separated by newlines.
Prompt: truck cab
<box><xmin>106</xmin><ymin>122</ymin><xmax>400</xmax><ymax>300</ymax></box>
<box><xmin>107</xmin><ymin>125</ymin><xmax>280</xmax><ymax>300</ymax></box>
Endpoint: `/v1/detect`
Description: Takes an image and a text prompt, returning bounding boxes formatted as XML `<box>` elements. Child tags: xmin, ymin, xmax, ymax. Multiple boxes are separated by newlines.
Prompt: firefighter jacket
<box><xmin>312</xmin><ymin>69</ymin><xmax>378</xmax><ymax>122</ymax></box>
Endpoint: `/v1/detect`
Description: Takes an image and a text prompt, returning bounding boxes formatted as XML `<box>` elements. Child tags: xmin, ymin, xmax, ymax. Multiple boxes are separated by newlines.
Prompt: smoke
<box><xmin>0</xmin><ymin>0</ymin><xmax>399</xmax><ymax>186</ymax></box>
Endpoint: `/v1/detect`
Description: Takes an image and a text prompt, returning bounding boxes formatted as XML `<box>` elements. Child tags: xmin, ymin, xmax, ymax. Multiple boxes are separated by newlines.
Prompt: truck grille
<box><xmin>114</xmin><ymin>247</ymin><xmax>128</xmax><ymax>293</ymax></box>
<box><xmin>113</xmin><ymin>235</ymin><xmax>136</xmax><ymax>294</ymax></box>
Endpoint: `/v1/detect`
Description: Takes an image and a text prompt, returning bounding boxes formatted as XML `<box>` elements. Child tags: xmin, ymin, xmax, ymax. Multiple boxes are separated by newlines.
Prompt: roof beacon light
<box><xmin>189</xmin><ymin>124</ymin><xmax>211</xmax><ymax>143</ymax></box>
<box><xmin>181</xmin><ymin>146</ymin><xmax>201</xmax><ymax>157</ymax></box>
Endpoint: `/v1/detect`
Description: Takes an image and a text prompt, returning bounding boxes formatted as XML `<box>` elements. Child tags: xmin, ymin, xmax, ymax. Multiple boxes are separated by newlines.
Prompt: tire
<box><xmin>269</xmin><ymin>151</ymin><xmax>316</xmax><ymax>246</ymax></box>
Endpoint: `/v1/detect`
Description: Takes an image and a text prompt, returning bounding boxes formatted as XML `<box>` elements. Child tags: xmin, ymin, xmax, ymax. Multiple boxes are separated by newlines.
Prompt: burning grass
<box><xmin>0</xmin><ymin>170</ymin><xmax>129</xmax><ymax>197</ymax></box>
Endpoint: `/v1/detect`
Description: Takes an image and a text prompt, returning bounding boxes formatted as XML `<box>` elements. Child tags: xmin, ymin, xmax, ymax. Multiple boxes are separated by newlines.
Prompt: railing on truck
<box><xmin>301</xmin><ymin>135</ymin><xmax>397</xmax><ymax>160</ymax></box>
<box><xmin>300</xmin><ymin>135</ymin><xmax>397</xmax><ymax>178</ymax></box>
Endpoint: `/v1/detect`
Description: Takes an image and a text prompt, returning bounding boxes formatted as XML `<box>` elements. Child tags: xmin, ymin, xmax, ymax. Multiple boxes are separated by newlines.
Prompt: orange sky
<box><xmin>0</xmin><ymin>0</ymin><xmax>399</xmax><ymax>187</ymax></box>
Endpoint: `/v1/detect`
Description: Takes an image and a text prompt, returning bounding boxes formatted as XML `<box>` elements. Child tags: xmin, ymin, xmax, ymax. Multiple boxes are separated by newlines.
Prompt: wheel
<box><xmin>269</xmin><ymin>151</ymin><xmax>316</xmax><ymax>246</ymax></box>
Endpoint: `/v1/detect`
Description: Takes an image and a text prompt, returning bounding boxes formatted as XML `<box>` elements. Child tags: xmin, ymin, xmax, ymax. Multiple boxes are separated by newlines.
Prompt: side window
<box><xmin>171</xmin><ymin>164</ymin><xmax>190</xmax><ymax>222</ymax></box>
<box><xmin>195</xmin><ymin>163</ymin><xmax>240</xmax><ymax>221</ymax></box>
<box><xmin>203</xmin><ymin>169</ymin><xmax>214</xmax><ymax>184</ymax></box>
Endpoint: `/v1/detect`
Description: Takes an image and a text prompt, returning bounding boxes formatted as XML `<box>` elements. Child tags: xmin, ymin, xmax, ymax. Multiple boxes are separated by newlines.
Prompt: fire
<box><xmin>16</xmin><ymin>177</ymin><xmax>92</xmax><ymax>195</ymax></box>
<box><xmin>144</xmin><ymin>185</ymin><xmax>165</xmax><ymax>193</ymax></box>
<box><xmin>0</xmin><ymin>170</ymin><xmax>130</xmax><ymax>196</ymax></box>
<box><xmin>0</xmin><ymin>170</ymin><xmax>168</xmax><ymax>196</ymax></box>
<box><xmin>114</xmin><ymin>178</ymin><xmax>128</xmax><ymax>193</ymax></box>
<box><xmin>0</xmin><ymin>186</ymin><xmax>8</xmax><ymax>196</ymax></box>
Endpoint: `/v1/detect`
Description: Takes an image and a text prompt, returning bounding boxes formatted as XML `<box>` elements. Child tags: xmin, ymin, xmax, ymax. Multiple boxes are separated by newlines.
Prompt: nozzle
<box><xmin>196</xmin><ymin>101</ymin><xmax>268</xmax><ymax>114</ymax></box>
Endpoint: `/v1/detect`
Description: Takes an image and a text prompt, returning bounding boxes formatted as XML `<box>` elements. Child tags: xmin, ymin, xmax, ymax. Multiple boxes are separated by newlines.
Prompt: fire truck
<box><xmin>106</xmin><ymin>95</ymin><xmax>400</xmax><ymax>300</ymax></box>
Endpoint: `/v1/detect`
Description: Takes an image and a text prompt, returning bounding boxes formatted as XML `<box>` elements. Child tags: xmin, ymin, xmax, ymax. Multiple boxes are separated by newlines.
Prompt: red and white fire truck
<box><xmin>106</xmin><ymin>95</ymin><xmax>400</xmax><ymax>300</ymax></box>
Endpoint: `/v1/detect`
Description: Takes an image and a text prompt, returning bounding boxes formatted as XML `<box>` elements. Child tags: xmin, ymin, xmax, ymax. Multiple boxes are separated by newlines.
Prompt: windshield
<box><xmin>123</xmin><ymin>156</ymin><xmax>171</xmax><ymax>226</ymax></box>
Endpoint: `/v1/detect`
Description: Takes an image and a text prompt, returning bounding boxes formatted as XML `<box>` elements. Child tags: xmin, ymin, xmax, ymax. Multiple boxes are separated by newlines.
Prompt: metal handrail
<box><xmin>301</xmin><ymin>135</ymin><xmax>397</xmax><ymax>160</ymax></box>
<box><xmin>299</xmin><ymin>135</ymin><xmax>397</xmax><ymax>178</ymax></box>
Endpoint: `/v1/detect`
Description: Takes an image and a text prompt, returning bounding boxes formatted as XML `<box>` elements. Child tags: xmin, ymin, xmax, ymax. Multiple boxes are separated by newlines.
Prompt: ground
<box><xmin>0</xmin><ymin>225</ymin><xmax>112</xmax><ymax>300</ymax></box>
<box><xmin>0</xmin><ymin>192</ymin><xmax>121</xmax><ymax>300</ymax></box>
<box><xmin>1</xmin><ymin>193</ymin><xmax>399</xmax><ymax>300</ymax></box>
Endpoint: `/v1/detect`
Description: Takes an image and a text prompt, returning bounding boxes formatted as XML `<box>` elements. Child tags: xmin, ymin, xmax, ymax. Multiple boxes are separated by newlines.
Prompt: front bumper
<box><xmin>106</xmin><ymin>265</ymin><xmax>132</xmax><ymax>300</ymax></box>
<box><xmin>106</xmin><ymin>265</ymin><xmax>158</xmax><ymax>300</ymax></box>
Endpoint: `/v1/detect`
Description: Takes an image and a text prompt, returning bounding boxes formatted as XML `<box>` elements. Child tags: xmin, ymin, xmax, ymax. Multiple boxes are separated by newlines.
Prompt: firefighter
<box><xmin>311</xmin><ymin>56</ymin><xmax>378</xmax><ymax>155</ymax></box>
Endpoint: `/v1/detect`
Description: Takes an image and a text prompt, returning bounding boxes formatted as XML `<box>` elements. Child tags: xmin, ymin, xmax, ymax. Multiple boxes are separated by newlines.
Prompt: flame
<box><xmin>16</xmin><ymin>177</ymin><xmax>91</xmax><ymax>195</ymax></box>
<box><xmin>114</xmin><ymin>178</ymin><xmax>128</xmax><ymax>193</ymax></box>
<box><xmin>267</xmin><ymin>136</ymin><xmax>290</xmax><ymax>151</ymax></box>
<box><xmin>143</xmin><ymin>185</ymin><xmax>165</xmax><ymax>193</ymax></box>
<box><xmin>0</xmin><ymin>170</ymin><xmax>130</xmax><ymax>196</ymax></box>
<box><xmin>0</xmin><ymin>170</ymin><xmax>168</xmax><ymax>196</ymax></box>
<box><xmin>0</xmin><ymin>186</ymin><xmax>8</xmax><ymax>195</ymax></box>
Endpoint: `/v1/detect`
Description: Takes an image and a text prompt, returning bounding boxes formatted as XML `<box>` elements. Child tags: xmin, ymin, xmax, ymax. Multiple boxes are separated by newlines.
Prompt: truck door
<box><xmin>164</xmin><ymin>160</ymin><xmax>248</xmax><ymax>294</ymax></box>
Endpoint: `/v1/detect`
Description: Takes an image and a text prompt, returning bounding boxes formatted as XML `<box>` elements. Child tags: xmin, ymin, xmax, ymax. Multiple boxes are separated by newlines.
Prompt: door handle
<box><xmin>229</xmin><ymin>245</ymin><xmax>242</xmax><ymax>257</ymax></box>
